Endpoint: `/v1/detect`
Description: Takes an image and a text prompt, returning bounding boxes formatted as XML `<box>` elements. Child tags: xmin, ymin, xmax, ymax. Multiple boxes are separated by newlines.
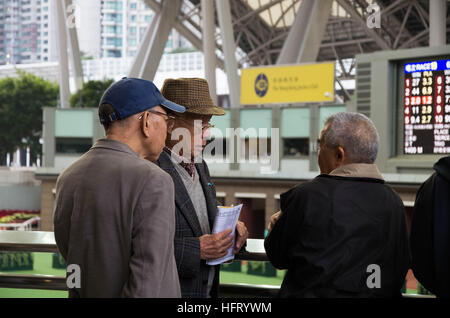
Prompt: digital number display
<box><xmin>403</xmin><ymin>59</ymin><xmax>450</xmax><ymax>154</ymax></box>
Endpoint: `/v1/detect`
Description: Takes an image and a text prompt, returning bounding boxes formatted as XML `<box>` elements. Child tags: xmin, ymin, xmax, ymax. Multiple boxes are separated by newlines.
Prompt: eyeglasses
<box><xmin>201</xmin><ymin>123</ymin><xmax>215</xmax><ymax>131</ymax></box>
<box><xmin>139</xmin><ymin>109</ymin><xmax>176</xmax><ymax>131</ymax></box>
<box><xmin>175</xmin><ymin>116</ymin><xmax>215</xmax><ymax>131</ymax></box>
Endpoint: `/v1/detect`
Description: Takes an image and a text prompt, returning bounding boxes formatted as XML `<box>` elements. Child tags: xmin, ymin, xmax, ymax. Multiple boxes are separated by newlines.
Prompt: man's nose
<box><xmin>202</xmin><ymin>128</ymin><xmax>211</xmax><ymax>140</ymax></box>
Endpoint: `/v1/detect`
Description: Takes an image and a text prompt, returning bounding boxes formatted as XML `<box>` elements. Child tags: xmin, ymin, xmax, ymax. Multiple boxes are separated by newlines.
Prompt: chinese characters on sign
<box><xmin>240</xmin><ymin>62</ymin><xmax>334</xmax><ymax>105</ymax></box>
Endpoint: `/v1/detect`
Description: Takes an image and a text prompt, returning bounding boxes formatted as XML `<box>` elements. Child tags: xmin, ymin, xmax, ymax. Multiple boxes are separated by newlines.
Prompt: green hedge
<box><xmin>0</xmin><ymin>252</ymin><xmax>34</xmax><ymax>271</ymax></box>
<box><xmin>247</xmin><ymin>261</ymin><xmax>277</xmax><ymax>277</ymax></box>
<box><xmin>51</xmin><ymin>253</ymin><xmax>66</xmax><ymax>269</ymax></box>
<box><xmin>221</xmin><ymin>261</ymin><xmax>242</xmax><ymax>272</ymax></box>
<box><xmin>417</xmin><ymin>282</ymin><xmax>433</xmax><ymax>295</ymax></box>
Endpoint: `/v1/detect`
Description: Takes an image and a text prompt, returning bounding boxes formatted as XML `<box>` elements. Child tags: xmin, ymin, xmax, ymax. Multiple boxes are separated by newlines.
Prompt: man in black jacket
<box><xmin>410</xmin><ymin>155</ymin><xmax>450</xmax><ymax>297</ymax></box>
<box><xmin>265</xmin><ymin>112</ymin><xmax>410</xmax><ymax>297</ymax></box>
<box><xmin>155</xmin><ymin>78</ymin><xmax>248</xmax><ymax>298</ymax></box>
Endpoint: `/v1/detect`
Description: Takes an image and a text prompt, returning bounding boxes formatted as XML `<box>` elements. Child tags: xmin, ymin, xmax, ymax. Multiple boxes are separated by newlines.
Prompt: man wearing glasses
<box><xmin>155</xmin><ymin>78</ymin><xmax>249</xmax><ymax>298</ymax></box>
<box><xmin>54</xmin><ymin>78</ymin><xmax>185</xmax><ymax>297</ymax></box>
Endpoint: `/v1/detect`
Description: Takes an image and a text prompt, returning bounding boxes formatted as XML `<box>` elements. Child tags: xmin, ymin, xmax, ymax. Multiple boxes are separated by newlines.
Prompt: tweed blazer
<box><xmin>155</xmin><ymin>150</ymin><xmax>220</xmax><ymax>298</ymax></box>
<box><xmin>54</xmin><ymin>138</ymin><xmax>181</xmax><ymax>298</ymax></box>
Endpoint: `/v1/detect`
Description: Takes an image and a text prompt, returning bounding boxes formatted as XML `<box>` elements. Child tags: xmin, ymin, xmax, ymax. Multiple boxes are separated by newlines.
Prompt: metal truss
<box><xmin>143</xmin><ymin>0</ymin><xmax>448</xmax><ymax>80</ymax></box>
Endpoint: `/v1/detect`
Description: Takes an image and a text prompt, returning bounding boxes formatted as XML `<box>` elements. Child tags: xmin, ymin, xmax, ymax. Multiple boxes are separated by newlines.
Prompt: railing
<box><xmin>0</xmin><ymin>231</ymin><xmax>435</xmax><ymax>298</ymax></box>
<box><xmin>0</xmin><ymin>230</ymin><xmax>57</xmax><ymax>253</ymax></box>
<box><xmin>0</xmin><ymin>217</ymin><xmax>41</xmax><ymax>231</ymax></box>
<box><xmin>0</xmin><ymin>230</ymin><xmax>65</xmax><ymax>291</ymax></box>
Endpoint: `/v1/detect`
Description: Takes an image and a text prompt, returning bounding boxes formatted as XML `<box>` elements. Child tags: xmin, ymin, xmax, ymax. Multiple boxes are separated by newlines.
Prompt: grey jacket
<box><xmin>53</xmin><ymin>138</ymin><xmax>181</xmax><ymax>298</ymax></box>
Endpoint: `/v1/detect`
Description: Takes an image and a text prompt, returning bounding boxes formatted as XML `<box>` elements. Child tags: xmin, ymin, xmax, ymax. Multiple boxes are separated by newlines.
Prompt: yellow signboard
<box><xmin>240</xmin><ymin>62</ymin><xmax>335</xmax><ymax>105</ymax></box>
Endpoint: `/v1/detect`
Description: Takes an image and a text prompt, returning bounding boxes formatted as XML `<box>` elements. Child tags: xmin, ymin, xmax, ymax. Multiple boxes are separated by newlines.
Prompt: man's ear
<box><xmin>336</xmin><ymin>146</ymin><xmax>345</xmax><ymax>163</ymax></box>
<box><xmin>140</xmin><ymin>111</ymin><xmax>151</xmax><ymax>138</ymax></box>
<box><xmin>165</xmin><ymin>130</ymin><xmax>173</xmax><ymax>146</ymax></box>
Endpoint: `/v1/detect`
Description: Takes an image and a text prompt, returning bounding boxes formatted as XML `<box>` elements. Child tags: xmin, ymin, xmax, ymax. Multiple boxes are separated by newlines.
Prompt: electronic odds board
<box><xmin>403</xmin><ymin>59</ymin><xmax>450</xmax><ymax>154</ymax></box>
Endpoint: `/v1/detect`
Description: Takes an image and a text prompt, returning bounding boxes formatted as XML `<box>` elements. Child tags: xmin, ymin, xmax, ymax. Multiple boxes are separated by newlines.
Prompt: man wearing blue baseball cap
<box><xmin>54</xmin><ymin>78</ymin><xmax>185</xmax><ymax>298</ymax></box>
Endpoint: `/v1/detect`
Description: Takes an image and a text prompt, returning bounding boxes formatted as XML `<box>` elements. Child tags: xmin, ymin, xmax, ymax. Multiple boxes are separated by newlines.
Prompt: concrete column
<box><xmin>42</xmin><ymin>107</ymin><xmax>56</xmax><ymax>168</ymax></box>
<box><xmin>129</xmin><ymin>0</ymin><xmax>182</xmax><ymax>80</ymax></box>
<box><xmin>40</xmin><ymin>179</ymin><xmax>57</xmax><ymax>231</ymax></box>
<box><xmin>271</xmin><ymin>107</ymin><xmax>282</xmax><ymax>173</ymax></box>
<box><xmin>55</xmin><ymin>0</ymin><xmax>71</xmax><ymax>108</ymax></box>
<box><xmin>429</xmin><ymin>0</ymin><xmax>447</xmax><ymax>46</ymax></box>
<box><xmin>264</xmin><ymin>190</ymin><xmax>277</xmax><ymax>230</ymax></box>
<box><xmin>229</xmin><ymin>107</ymin><xmax>240</xmax><ymax>171</ymax></box>
<box><xmin>26</xmin><ymin>147</ymin><xmax>30</xmax><ymax>167</ymax></box>
<box><xmin>309</xmin><ymin>104</ymin><xmax>319</xmax><ymax>172</ymax></box>
<box><xmin>224</xmin><ymin>186</ymin><xmax>236</xmax><ymax>207</ymax></box>
<box><xmin>202</xmin><ymin>0</ymin><xmax>217</xmax><ymax>104</ymax></box>
<box><xmin>13</xmin><ymin>149</ymin><xmax>21</xmax><ymax>167</ymax></box>
<box><xmin>277</xmin><ymin>0</ymin><xmax>333</xmax><ymax>64</ymax></box>
<box><xmin>66</xmin><ymin>0</ymin><xmax>84</xmax><ymax>92</ymax></box>
<box><xmin>128</xmin><ymin>10</ymin><xmax>161</xmax><ymax>77</ymax></box>
<box><xmin>215</xmin><ymin>0</ymin><xmax>240</xmax><ymax>108</ymax></box>
<box><xmin>93</xmin><ymin>108</ymin><xmax>106</xmax><ymax>141</ymax></box>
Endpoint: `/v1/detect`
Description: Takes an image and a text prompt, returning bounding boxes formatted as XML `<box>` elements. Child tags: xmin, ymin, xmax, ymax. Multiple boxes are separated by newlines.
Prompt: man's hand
<box><xmin>268</xmin><ymin>210</ymin><xmax>282</xmax><ymax>232</ymax></box>
<box><xmin>199</xmin><ymin>229</ymin><xmax>233</xmax><ymax>260</ymax></box>
<box><xmin>233</xmin><ymin>221</ymin><xmax>248</xmax><ymax>254</ymax></box>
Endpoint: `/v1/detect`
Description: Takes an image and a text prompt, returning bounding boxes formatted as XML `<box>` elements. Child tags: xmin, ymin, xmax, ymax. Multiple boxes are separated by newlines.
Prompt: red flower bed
<box><xmin>0</xmin><ymin>210</ymin><xmax>40</xmax><ymax>224</ymax></box>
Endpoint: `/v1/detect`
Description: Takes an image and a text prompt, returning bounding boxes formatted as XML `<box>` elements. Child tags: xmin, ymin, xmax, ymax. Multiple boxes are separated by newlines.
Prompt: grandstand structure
<box><xmin>55</xmin><ymin>0</ymin><xmax>449</xmax><ymax>107</ymax></box>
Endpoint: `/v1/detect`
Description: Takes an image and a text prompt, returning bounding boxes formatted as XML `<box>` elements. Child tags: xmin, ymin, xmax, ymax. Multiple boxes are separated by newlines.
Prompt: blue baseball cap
<box><xmin>99</xmin><ymin>77</ymin><xmax>185</xmax><ymax>124</ymax></box>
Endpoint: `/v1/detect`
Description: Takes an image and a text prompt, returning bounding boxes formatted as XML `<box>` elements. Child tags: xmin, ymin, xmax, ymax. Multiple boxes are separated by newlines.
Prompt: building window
<box><xmin>105</xmin><ymin>1</ymin><xmax>122</xmax><ymax>11</ymax></box>
<box><xmin>106</xmin><ymin>37</ymin><xmax>122</xmax><ymax>47</ymax></box>
<box><xmin>106</xmin><ymin>13</ymin><xmax>122</xmax><ymax>23</ymax></box>
<box><xmin>283</xmin><ymin>138</ymin><xmax>309</xmax><ymax>157</ymax></box>
<box><xmin>55</xmin><ymin>138</ymin><xmax>92</xmax><ymax>154</ymax></box>
<box><xmin>106</xmin><ymin>50</ymin><xmax>121</xmax><ymax>58</ymax></box>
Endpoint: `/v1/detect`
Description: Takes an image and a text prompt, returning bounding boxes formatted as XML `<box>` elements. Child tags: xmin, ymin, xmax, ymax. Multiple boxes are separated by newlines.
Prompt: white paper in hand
<box><xmin>206</xmin><ymin>204</ymin><xmax>243</xmax><ymax>265</ymax></box>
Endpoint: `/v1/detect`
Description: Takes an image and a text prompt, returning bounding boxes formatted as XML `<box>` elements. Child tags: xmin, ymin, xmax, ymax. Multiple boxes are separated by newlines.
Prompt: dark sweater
<box><xmin>265</xmin><ymin>174</ymin><xmax>410</xmax><ymax>298</ymax></box>
<box><xmin>410</xmin><ymin>156</ymin><xmax>450</xmax><ymax>297</ymax></box>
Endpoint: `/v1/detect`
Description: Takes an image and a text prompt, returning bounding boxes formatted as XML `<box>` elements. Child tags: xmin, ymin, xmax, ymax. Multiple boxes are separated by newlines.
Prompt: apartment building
<box><xmin>0</xmin><ymin>0</ymin><xmax>191</xmax><ymax>65</ymax></box>
<box><xmin>0</xmin><ymin>0</ymin><xmax>56</xmax><ymax>65</ymax></box>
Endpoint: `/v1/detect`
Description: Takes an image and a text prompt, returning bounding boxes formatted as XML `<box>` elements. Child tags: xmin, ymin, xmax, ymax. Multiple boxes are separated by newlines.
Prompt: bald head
<box><xmin>321</xmin><ymin>112</ymin><xmax>379</xmax><ymax>164</ymax></box>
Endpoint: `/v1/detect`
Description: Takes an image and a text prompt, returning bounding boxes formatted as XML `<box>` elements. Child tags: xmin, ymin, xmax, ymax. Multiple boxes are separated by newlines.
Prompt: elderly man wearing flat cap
<box><xmin>155</xmin><ymin>78</ymin><xmax>248</xmax><ymax>298</ymax></box>
<box><xmin>54</xmin><ymin>78</ymin><xmax>185</xmax><ymax>298</ymax></box>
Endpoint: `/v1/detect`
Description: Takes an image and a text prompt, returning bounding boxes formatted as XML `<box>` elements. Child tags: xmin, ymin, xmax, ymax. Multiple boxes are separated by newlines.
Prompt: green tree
<box><xmin>0</xmin><ymin>71</ymin><xmax>58</xmax><ymax>163</ymax></box>
<box><xmin>70</xmin><ymin>79</ymin><xmax>114</xmax><ymax>108</ymax></box>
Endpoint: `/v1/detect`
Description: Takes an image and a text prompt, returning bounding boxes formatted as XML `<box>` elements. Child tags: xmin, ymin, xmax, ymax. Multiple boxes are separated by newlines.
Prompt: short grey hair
<box><xmin>321</xmin><ymin>112</ymin><xmax>379</xmax><ymax>164</ymax></box>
